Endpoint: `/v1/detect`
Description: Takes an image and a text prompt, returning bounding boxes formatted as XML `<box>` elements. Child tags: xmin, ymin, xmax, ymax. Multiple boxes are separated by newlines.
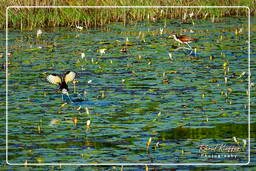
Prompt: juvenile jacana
<box><xmin>46</xmin><ymin>71</ymin><xmax>76</xmax><ymax>102</ymax></box>
<box><xmin>172</xmin><ymin>34</ymin><xmax>197</xmax><ymax>49</ymax></box>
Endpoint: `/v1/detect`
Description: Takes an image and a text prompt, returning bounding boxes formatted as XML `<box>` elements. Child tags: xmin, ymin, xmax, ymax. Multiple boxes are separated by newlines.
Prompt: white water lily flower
<box><xmin>81</xmin><ymin>53</ymin><xmax>85</xmax><ymax>59</ymax></box>
<box><xmin>160</xmin><ymin>28</ymin><xmax>164</xmax><ymax>35</ymax></box>
<box><xmin>189</xmin><ymin>12</ymin><xmax>194</xmax><ymax>18</ymax></box>
<box><xmin>157</xmin><ymin>112</ymin><xmax>161</xmax><ymax>116</ymax></box>
<box><xmin>86</xmin><ymin>120</ymin><xmax>91</xmax><ymax>126</ymax></box>
<box><xmin>99</xmin><ymin>49</ymin><xmax>106</xmax><ymax>55</ymax></box>
<box><xmin>85</xmin><ymin>107</ymin><xmax>90</xmax><ymax>115</ymax></box>
<box><xmin>37</xmin><ymin>29</ymin><xmax>42</xmax><ymax>37</ymax></box>
<box><xmin>168</xmin><ymin>53</ymin><xmax>173</xmax><ymax>60</ymax></box>
<box><xmin>156</xmin><ymin>142</ymin><xmax>160</xmax><ymax>147</ymax></box>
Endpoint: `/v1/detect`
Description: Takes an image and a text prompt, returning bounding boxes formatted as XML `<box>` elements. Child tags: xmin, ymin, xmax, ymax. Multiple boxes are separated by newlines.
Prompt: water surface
<box><xmin>1</xmin><ymin>17</ymin><xmax>253</xmax><ymax>164</ymax></box>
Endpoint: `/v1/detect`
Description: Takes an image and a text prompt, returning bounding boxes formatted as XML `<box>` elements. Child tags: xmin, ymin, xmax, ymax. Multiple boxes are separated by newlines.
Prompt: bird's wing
<box><xmin>64</xmin><ymin>71</ymin><xmax>76</xmax><ymax>83</ymax></box>
<box><xmin>180</xmin><ymin>35</ymin><xmax>194</xmax><ymax>42</ymax></box>
<box><xmin>46</xmin><ymin>74</ymin><xmax>62</xmax><ymax>85</ymax></box>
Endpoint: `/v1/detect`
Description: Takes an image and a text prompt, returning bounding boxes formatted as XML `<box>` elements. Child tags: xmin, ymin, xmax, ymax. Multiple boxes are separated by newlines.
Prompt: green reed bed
<box><xmin>1</xmin><ymin>0</ymin><xmax>255</xmax><ymax>30</ymax></box>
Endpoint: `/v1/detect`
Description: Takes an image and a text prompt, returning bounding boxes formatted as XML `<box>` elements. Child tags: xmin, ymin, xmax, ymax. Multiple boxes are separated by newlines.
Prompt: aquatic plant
<box><xmin>1</xmin><ymin>0</ymin><xmax>254</xmax><ymax>30</ymax></box>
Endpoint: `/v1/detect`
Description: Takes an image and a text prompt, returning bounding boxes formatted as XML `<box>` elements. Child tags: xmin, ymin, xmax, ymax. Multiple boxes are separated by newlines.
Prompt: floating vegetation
<box><xmin>146</xmin><ymin>137</ymin><xmax>152</xmax><ymax>152</ymax></box>
<box><xmin>76</xmin><ymin>105</ymin><xmax>81</xmax><ymax>111</ymax></box>
<box><xmin>49</xmin><ymin>119</ymin><xmax>61</xmax><ymax>126</ymax></box>
<box><xmin>37</xmin><ymin>124</ymin><xmax>41</xmax><ymax>134</ymax></box>
<box><xmin>73</xmin><ymin>117</ymin><xmax>78</xmax><ymax>127</ymax></box>
<box><xmin>60</xmin><ymin>103</ymin><xmax>67</xmax><ymax>108</ymax></box>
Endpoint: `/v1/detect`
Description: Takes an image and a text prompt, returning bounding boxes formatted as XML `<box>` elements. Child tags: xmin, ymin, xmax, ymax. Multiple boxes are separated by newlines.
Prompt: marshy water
<box><xmin>2</xmin><ymin>17</ymin><xmax>253</xmax><ymax>164</ymax></box>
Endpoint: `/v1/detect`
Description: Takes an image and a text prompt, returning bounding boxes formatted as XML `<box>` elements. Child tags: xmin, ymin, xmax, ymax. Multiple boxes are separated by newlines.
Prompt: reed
<box><xmin>1</xmin><ymin>0</ymin><xmax>255</xmax><ymax>30</ymax></box>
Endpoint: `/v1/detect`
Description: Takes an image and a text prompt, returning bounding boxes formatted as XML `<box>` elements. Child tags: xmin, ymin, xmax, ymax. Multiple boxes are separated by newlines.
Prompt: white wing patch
<box><xmin>46</xmin><ymin>74</ymin><xmax>62</xmax><ymax>85</ymax></box>
<box><xmin>64</xmin><ymin>71</ymin><xmax>76</xmax><ymax>83</ymax></box>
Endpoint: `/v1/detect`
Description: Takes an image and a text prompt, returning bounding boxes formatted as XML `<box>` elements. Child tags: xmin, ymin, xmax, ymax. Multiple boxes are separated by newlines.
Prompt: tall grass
<box><xmin>1</xmin><ymin>0</ymin><xmax>255</xmax><ymax>30</ymax></box>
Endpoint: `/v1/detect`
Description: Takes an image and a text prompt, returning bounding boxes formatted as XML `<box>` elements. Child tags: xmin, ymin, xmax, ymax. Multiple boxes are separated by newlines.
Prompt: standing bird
<box><xmin>172</xmin><ymin>34</ymin><xmax>197</xmax><ymax>49</ymax></box>
<box><xmin>46</xmin><ymin>71</ymin><xmax>77</xmax><ymax>102</ymax></box>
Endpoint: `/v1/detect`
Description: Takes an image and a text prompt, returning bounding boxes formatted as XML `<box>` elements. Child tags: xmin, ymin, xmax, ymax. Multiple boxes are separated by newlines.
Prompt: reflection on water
<box><xmin>1</xmin><ymin>17</ymin><xmax>252</xmax><ymax>164</ymax></box>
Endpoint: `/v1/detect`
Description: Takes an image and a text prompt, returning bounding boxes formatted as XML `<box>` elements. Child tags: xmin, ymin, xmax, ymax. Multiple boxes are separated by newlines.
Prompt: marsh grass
<box><xmin>1</xmin><ymin>0</ymin><xmax>255</xmax><ymax>30</ymax></box>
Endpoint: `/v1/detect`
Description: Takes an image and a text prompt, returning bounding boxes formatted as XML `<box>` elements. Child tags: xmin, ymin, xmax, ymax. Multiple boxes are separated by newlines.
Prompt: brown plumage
<box><xmin>173</xmin><ymin>34</ymin><xmax>197</xmax><ymax>43</ymax></box>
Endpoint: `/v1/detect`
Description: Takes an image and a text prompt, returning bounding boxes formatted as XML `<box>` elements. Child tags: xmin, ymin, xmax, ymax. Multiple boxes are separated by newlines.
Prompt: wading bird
<box><xmin>46</xmin><ymin>71</ymin><xmax>77</xmax><ymax>102</ymax></box>
<box><xmin>172</xmin><ymin>34</ymin><xmax>197</xmax><ymax>50</ymax></box>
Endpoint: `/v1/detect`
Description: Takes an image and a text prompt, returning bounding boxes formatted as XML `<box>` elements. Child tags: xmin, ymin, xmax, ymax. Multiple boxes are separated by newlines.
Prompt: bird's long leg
<box><xmin>62</xmin><ymin>90</ymin><xmax>73</xmax><ymax>103</ymax></box>
<box><xmin>185</xmin><ymin>42</ymin><xmax>192</xmax><ymax>50</ymax></box>
<box><xmin>188</xmin><ymin>49</ymin><xmax>193</xmax><ymax>55</ymax></box>
<box><xmin>174</xmin><ymin>46</ymin><xmax>191</xmax><ymax>51</ymax></box>
<box><xmin>188</xmin><ymin>47</ymin><xmax>197</xmax><ymax>56</ymax></box>
<box><xmin>66</xmin><ymin>92</ymin><xmax>73</xmax><ymax>103</ymax></box>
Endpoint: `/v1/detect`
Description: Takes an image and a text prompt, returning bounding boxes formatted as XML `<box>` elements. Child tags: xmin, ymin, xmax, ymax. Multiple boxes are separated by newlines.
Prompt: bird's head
<box><xmin>168</xmin><ymin>33</ymin><xmax>177</xmax><ymax>39</ymax></box>
<box><xmin>62</xmin><ymin>88</ymin><xmax>69</xmax><ymax>95</ymax></box>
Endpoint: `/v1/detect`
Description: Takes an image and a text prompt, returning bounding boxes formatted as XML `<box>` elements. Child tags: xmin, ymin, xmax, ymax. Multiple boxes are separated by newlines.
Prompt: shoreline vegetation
<box><xmin>1</xmin><ymin>0</ymin><xmax>255</xmax><ymax>30</ymax></box>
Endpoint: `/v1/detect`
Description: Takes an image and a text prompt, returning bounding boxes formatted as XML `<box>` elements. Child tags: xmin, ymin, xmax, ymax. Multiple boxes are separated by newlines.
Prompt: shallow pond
<box><xmin>1</xmin><ymin>17</ymin><xmax>254</xmax><ymax>164</ymax></box>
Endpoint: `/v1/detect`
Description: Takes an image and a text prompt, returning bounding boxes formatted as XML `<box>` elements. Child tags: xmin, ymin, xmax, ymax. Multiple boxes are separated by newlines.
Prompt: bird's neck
<box><xmin>173</xmin><ymin>35</ymin><xmax>180</xmax><ymax>41</ymax></box>
<box><xmin>173</xmin><ymin>35</ymin><xmax>183</xmax><ymax>43</ymax></box>
<box><xmin>60</xmin><ymin>82</ymin><xmax>69</xmax><ymax>92</ymax></box>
